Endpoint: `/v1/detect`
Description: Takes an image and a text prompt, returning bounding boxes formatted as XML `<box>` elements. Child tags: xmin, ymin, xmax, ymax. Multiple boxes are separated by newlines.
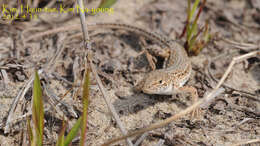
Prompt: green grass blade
<box><xmin>98</xmin><ymin>0</ymin><xmax>117</xmax><ymax>8</ymax></box>
<box><xmin>32</xmin><ymin>70</ymin><xmax>44</xmax><ymax>146</ymax></box>
<box><xmin>190</xmin><ymin>0</ymin><xmax>200</xmax><ymax>21</ymax></box>
<box><xmin>180</xmin><ymin>0</ymin><xmax>191</xmax><ymax>39</ymax></box>
<box><xmin>187</xmin><ymin>0</ymin><xmax>200</xmax><ymax>42</ymax></box>
<box><xmin>56</xmin><ymin>120</ymin><xmax>67</xmax><ymax>146</ymax></box>
<box><xmin>203</xmin><ymin>20</ymin><xmax>210</xmax><ymax>41</ymax></box>
<box><xmin>80</xmin><ymin>69</ymin><xmax>90</xmax><ymax>146</ymax></box>
<box><xmin>64</xmin><ymin>117</ymin><xmax>82</xmax><ymax>146</ymax></box>
<box><xmin>192</xmin><ymin>0</ymin><xmax>206</xmax><ymax>33</ymax></box>
<box><xmin>189</xmin><ymin>34</ymin><xmax>198</xmax><ymax>51</ymax></box>
<box><xmin>187</xmin><ymin>22</ymin><xmax>197</xmax><ymax>43</ymax></box>
<box><xmin>201</xmin><ymin>20</ymin><xmax>211</xmax><ymax>50</ymax></box>
<box><xmin>187</xmin><ymin>0</ymin><xmax>191</xmax><ymax>22</ymax></box>
<box><xmin>26</xmin><ymin>117</ymin><xmax>33</xmax><ymax>145</ymax></box>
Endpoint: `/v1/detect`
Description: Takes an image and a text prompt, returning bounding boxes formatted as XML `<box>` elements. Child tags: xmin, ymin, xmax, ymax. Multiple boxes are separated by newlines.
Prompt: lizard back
<box><xmin>88</xmin><ymin>23</ymin><xmax>191</xmax><ymax>76</ymax></box>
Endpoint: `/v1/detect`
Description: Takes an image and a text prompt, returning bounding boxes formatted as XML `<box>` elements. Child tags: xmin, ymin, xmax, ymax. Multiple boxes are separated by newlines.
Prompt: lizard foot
<box><xmin>190</xmin><ymin>107</ymin><xmax>202</xmax><ymax>119</ymax></box>
<box><xmin>178</xmin><ymin>85</ymin><xmax>201</xmax><ymax>119</ymax></box>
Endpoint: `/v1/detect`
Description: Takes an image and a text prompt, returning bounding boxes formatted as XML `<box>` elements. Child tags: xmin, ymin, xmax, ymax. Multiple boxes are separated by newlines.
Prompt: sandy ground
<box><xmin>0</xmin><ymin>0</ymin><xmax>259</xmax><ymax>145</ymax></box>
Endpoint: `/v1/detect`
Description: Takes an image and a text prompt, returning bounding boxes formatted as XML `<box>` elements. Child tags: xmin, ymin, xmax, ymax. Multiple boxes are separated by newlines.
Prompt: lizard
<box><xmin>26</xmin><ymin>23</ymin><xmax>197</xmax><ymax>98</ymax></box>
<box><xmin>24</xmin><ymin>22</ymin><xmax>199</xmax><ymax>145</ymax></box>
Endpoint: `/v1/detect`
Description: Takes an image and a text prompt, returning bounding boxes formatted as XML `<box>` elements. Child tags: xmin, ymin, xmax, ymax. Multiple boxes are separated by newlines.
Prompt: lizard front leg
<box><xmin>175</xmin><ymin>85</ymin><xmax>201</xmax><ymax>118</ymax></box>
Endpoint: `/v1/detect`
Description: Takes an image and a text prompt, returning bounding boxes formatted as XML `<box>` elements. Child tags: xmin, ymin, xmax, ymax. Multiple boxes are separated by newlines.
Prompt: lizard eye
<box><xmin>159</xmin><ymin>80</ymin><xmax>163</xmax><ymax>84</ymax></box>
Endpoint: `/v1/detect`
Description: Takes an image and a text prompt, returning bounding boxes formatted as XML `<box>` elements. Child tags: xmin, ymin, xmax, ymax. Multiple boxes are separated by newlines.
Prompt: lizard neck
<box><xmin>165</xmin><ymin>41</ymin><xmax>190</xmax><ymax>73</ymax></box>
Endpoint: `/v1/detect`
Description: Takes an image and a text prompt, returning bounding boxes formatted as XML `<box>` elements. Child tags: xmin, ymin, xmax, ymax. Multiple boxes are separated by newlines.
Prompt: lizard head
<box><xmin>139</xmin><ymin>70</ymin><xmax>173</xmax><ymax>95</ymax></box>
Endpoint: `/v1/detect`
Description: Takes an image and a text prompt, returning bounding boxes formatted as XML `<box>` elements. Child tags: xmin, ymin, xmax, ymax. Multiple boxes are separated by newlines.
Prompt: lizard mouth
<box><xmin>142</xmin><ymin>84</ymin><xmax>173</xmax><ymax>95</ymax></box>
<box><xmin>142</xmin><ymin>88</ymin><xmax>154</xmax><ymax>94</ymax></box>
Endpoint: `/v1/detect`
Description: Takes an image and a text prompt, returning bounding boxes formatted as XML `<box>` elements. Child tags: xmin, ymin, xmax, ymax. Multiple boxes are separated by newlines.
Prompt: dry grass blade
<box><xmin>102</xmin><ymin>88</ymin><xmax>224</xmax><ymax>145</ymax></box>
<box><xmin>103</xmin><ymin>51</ymin><xmax>260</xmax><ymax>146</ymax></box>
<box><xmin>231</xmin><ymin>138</ymin><xmax>260</xmax><ymax>146</ymax></box>
<box><xmin>133</xmin><ymin>133</ymin><xmax>148</xmax><ymax>146</ymax></box>
<box><xmin>222</xmin><ymin>38</ymin><xmax>259</xmax><ymax>50</ymax></box>
<box><xmin>101</xmin><ymin>50</ymin><xmax>259</xmax><ymax>145</ymax></box>
<box><xmin>42</xmin><ymin>83</ymin><xmax>69</xmax><ymax>120</ymax></box>
<box><xmin>76</xmin><ymin>0</ymin><xmax>133</xmax><ymax>145</ymax></box>
<box><xmin>154</xmin><ymin>139</ymin><xmax>165</xmax><ymax>146</ymax></box>
<box><xmin>76</xmin><ymin>0</ymin><xmax>89</xmax><ymax>46</ymax></box>
<box><xmin>88</xmin><ymin>57</ymin><xmax>134</xmax><ymax>146</ymax></box>
<box><xmin>4</xmin><ymin>74</ymin><xmax>35</xmax><ymax>133</ymax></box>
<box><xmin>215</xmin><ymin>51</ymin><xmax>260</xmax><ymax>89</ymax></box>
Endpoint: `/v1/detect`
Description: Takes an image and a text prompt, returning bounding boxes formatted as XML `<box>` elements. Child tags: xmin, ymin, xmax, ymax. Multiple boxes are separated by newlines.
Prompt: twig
<box><xmin>222</xmin><ymin>38</ymin><xmax>259</xmax><ymax>50</ymax></box>
<box><xmin>231</xmin><ymin>138</ymin><xmax>260</xmax><ymax>146</ymax></box>
<box><xmin>72</xmin><ymin>56</ymin><xmax>81</xmax><ymax>100</ymax></box>
<box><xmin>42</xmin><ymin>80</ymin><xmax>78</xmax><ymax>118</ymax></box>
<box><xmin>89</xmin><ymin>56</ymin><xmax>135</xmax><ymax>146</ymax></box>
<box><xmin>154</xmin><ymin>139</ymin><xmax>165</xmax><ymax>146</ymax></box>
<box><xmin>23</xmin><ymin>25</ymin><xmax>79</xmax><ymax>42</ymax></box>
<box><xmin>43</xmin><ymin>34</ymin><xmax>66</xmax><ymax>73</ymax></box>
<box><xmin>51</xmin><ymin>72</ymin><xmax>75</xmax><ymax>86</ymax></box>
<box><xmin>42</xmin><ymin>82</ymin><xmax>68</xmax><ymax>120</ymax></box>
<box><xmin>207</xmin><ymin>52</ymin><xmax>259</xmax><ymax>99</ymax></box>
<box><xmin>133</xmin><ymin>133</ymin><xmax>148</xmax><ymax>146</ymax></box>
<box><xmin>32</xmin><ymin>0</ymin><xmax>39</xmax><ymax>8</ymax></box>
<box><xmin>1</xmin><ymin>107</ymin><xmax>51</xmax><ymax>130</ymax></box>
<box><xmin>215</xmin><ymin>50</ymin><xmax>259</xmax><ymax>89</ymax></box>
<box><xmin>44</xmin><ymin>0</ymin><xmax>56</xmax><ymax>9</ymax></box>
<box><xmin>1</xmin><ymin>69</ymin><xmax>9</xmax><ymax>87</ymax></box>
<box><xmin>4</xmin><ymin>70</ymin><xmax>43</xmax><ymax>133</ymax></box>
<box><xmin>77</xmin><ymin>0</ymin><xmax>90</xmax><ymax>45</ymax></box>
<box><xmin>208</xmin><ymin>40</ymin><xmax>260</xmax><ymax>97</ymax></box>
<box><xmin>236</xmin><ymin>118</ymin><xmax>253</xmax><ymax>127</ymax></box>
<box><xmin>4</xmin><ymin>33</ymin><xmax>76</xmax><ymax>132</ymax></box>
